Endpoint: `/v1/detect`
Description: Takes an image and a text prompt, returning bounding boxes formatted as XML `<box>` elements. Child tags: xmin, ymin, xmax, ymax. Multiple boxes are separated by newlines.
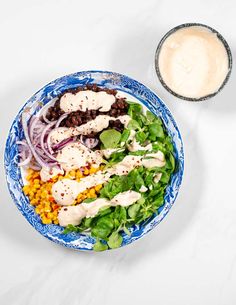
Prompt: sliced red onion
<box><xmin>55</xmin><ymin>113</ymin><xmax>68</xmax><ymax>128</ymax></box>
<box><xmin>29</xmin><ymin>116</ymin><xmax>41</xmax><ymax>141</ymax></box>
<box><xmin>40</xmin><ymin>121</ymin><xmax>58</xmax><ymax>161</ymax></box>
<box><xmin>80</xmin><ymin>135</ymin><xmax>99</xmax><ymax>149</ymax></box>
<box><xmin>30</xmin><ymin>163</ymin><xmax>41</xmax><ymax>171</ymax></box>
<box><xmin>22</xmin><ymin>112</ymin><xmax>51</xmax><ymax>168</ymax></box>
<box><xmin>52</xmin><ymin>137</ymin><xmax>75</xmax><ymax>151</ymax></box>
<box><xmin>28</xmin><ymin>115</ymin><xmax>37</xmax><ymax>131</ymax></box>
<box><xmin>16</xmin><ymin>140</ymin><xmax>29</xmax><ymax>150</ymax></box>
<box><xmin>46</xmin><ymin>129</ymin><xmax>56</xmax><ymax>154</ymax></box>
<box><xmin>18</xmin><ymin>150</ymin><xmax>32</xmax><ymax>166</ymax></box>
<box><xmin>40</xmin><ymin>102</ymin><xmax>56</xmax><ymax>124</ymax></box>
<box><xmin>16</xmin><ymin>140</ymin><xmax>33</xmax><ymax>166</ymax></box>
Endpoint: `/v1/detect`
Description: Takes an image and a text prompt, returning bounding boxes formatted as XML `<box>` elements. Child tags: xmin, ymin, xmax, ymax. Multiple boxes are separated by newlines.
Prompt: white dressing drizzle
<box><xmin>58</xmin><ymin>190</ymin><xmax>141</xmax><ymax>226</ymax></box>
<box><xmin>60</xmin><ymin>90</ymin><xmax>116</xmax><ymax>113</ymax></box>
<box><xmin>49</xmin><ymin>115</ymin><xmax>131</xmax><ymax>145</ymax></box>
<box><xmin>52</xmin><ymin>152</ymin><xmax>165</xmax><ymax>206</ymax></box>
<box><xmin>56</xmin><ymin>142</ymin><xmax>103</xmax><ymax>171</ymax></box>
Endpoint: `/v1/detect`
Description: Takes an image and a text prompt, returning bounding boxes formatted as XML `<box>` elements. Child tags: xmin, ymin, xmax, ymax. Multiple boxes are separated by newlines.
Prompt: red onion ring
<box><xmin>16</xmin><ymin>140</ymin><xmax>33</xmax><ymax>166</ymax></box>
<box><xmin>55</xmin><ymin>113</ymin><xmax>68</xmax><ymax>128</ymax></box>
<box><xmin>21</xmin><ymin>112</ymin><xmax>51</xmax><ymax>168</ymax></box>
<box><xmin>40</xmin><ymin>122</ymin><xmax>58</xmax><ymax>161</ymax></box>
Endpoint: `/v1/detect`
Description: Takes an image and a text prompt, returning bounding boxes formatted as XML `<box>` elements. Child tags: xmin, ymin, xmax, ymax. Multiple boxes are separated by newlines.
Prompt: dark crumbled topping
<box><xmin>44</xmin><ymin>85</ymin><xmax>128</xmax><ymax>129</ymax></box>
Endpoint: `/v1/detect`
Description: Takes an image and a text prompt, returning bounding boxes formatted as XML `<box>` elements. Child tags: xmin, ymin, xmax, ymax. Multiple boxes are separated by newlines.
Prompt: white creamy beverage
<box><xmin>158</xmin><ymin>26</ymin><xmax>229</xmax><ymax>99</ymax></box>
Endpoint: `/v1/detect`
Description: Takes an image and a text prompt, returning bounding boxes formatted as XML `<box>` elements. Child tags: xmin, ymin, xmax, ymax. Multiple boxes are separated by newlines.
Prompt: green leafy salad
<box><xmin>63</xmin><ymin>101</ymin><xmax>176</xmax><ymax>251</ymax></box>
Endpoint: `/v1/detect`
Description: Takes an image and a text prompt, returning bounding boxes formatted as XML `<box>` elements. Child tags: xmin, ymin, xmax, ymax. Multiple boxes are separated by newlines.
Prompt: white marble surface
<box><xmin>0</xmin><ymin>0</ymin><xmax>236</xmax><ymax>304</ymax></box>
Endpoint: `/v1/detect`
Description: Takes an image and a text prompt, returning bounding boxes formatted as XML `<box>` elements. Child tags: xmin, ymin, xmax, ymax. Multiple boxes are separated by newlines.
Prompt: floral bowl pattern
<box><xmin>4</xmin><ymin>71</ymin><xmax>184</xmax><ymax>251</ymax></box>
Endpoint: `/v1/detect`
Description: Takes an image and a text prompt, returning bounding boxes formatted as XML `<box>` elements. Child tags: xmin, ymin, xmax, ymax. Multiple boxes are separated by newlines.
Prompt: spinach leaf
<box><xmin>120</xmin><ymin>129</ymin><xmax>130</xmax><ymax>144</ymax></box>
<box><xmin>114</xmin><ymin>206</ymin><xmax>127</xmax><ymax>225</ymax></box>
<box><xmin>128</xmin><ymin>203</ymin><xmax>140</xmax><ymax>219</ymax></box>
<box><xmin>127</xmin><ymin>102</ymin><xmax>142</xmax><ymax>117</ymax></box>
<box><xmin>93</xmin><ymin>240</ymin><xmax>108</xmax><ymax>252</ymax></box>
<box><xmin>160</xmin><ymin>171</ymin><xmax>171</xmax><ymax>183</ymax></box>
<box><xmin>100</xmin><ymin>176</ymin><xmax>128</xmax><ymax>199</ymax></box>
<box><xmin>164</xmin><ymin>136</ymin><xmax>174</xmax><ymax>153</ymax></box>
<box><xmin>135</xmin><ymin>131</ymin><xmax>147</xmax><ymax>143</ymax></box>
<box><xmin>107</xmin><ymin>232</ymin><xmax>123</xmax><ymax>249</ymax></box>
<box><xmin>127</xmin><ymin>119</ymin><xmax>141</xmax><ymax>131</ymax></box>
<box><xmin>152</xmin><ymin>196</ymin><xmax>164</xmax><ymax>209</ymax></box>
<box><xmin>149</xmin><ymin>123</ymin><xmax>164</xmax><ymax>139</ymax></box>
<box><xmin>106</xmin><ymin>150</ymin><xmax>126</xmax><ymax>167</ymax></box>
<box><xmin>146</xmin><ymin>110</ymin><xmax>156</xmax><ymax>122</ymax></box>
<box><xmin>83</xmin><ymin>198</ymin><xmax>97</xmax><ymax>203</ymax></box>
<box><xmin>63</xmin><ymin>224</ymin><xmax>80</xmax><ymax>234</ymax></box>
<box><xmin>91</xmin><ymin>216</ymin><xmax>114</xmax><ymax>239</ymax></box>
<box><xmin>100</xmin><ymin>129</ymin><xmax>121</xmax><ymax>148</ymax></box>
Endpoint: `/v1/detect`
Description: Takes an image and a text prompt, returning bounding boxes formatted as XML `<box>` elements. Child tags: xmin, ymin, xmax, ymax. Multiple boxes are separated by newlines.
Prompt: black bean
<box><xmin>71</xmin><ymin>116</ymin><xmax>78</xmax><ymax>125</ymax></box>
<box><xmin>109</xmin><ymin>109</ymin><xmax>117</xmax><ymax>117</ymax></box>
<box><xmin>86</xmin><ymin>115</ymin><xmax>92</xmax><ymax>122</ymax></box>
<box><xmin>54</xmin><ymin>100</ymin><xmax>60</xmax><ymax>108</ymax></box>
<box><xmin>66</xmin><ymin>120</ymin><xmax>73</xmax><ymax>127</ymax></box>
<box><xmin>111</xmin><ymin>102</ymin><xmax>118</xmax><ymax>109</ymax></box>
<box><xmin>76</xmin><ymin>116</ymin><xmax>82</xmax><ymax>125</ymax></box>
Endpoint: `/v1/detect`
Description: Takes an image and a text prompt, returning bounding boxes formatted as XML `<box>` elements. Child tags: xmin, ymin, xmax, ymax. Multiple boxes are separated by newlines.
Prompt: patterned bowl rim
<box><xmin>4</xmin><ymin>70</ymin><xmax>185</xmax><ymax>251</ymax></box>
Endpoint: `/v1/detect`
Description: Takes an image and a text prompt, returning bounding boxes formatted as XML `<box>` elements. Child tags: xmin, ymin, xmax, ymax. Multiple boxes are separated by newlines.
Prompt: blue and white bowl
<box><xmin>4</xmin><ymin>71</ymin><xmax>184</xmax><ymax>251</ymax></box>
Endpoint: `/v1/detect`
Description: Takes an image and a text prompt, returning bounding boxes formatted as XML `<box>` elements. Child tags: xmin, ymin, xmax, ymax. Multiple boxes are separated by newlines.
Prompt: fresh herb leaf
<box><xmin>128</xmin><ymin>203</ymin><xmax>140</xmax><ymax>219</ymax></box>
<box><xmin>91</xmin><ymin>216</ymin><xmax>114</xmax><ymax>239</ymax></box>
<box><xmin>120</xmin><ymin>129</ymin><xmax>130</xmax><ymax>144</ymax></box>
<box><xmin>63</xmin><ymin>224</ymin><xmax>80</xmax><ymax>234</ymax></box>
<box><xmin>149</xmin><ymin>123</ymin><xmax>164</xmax><ymax>139</ymax></box>
<box><xmin>100</xmin><ymin>176</ymin><xmax>128</xmax><ymax>199</ymax></box>
<box><xmin>160</xmin><ymin>171</ymin><xmax>170</xmax><ymax>183</ymax></box>
<box><xmin>83</xmin><ymin>198</ymin><xmax>97</xmax><ymax>203</ymax></box>
<box><xmin>127</xmin><ymin>102</ymin><xmax>142</xmax><ymax>116</ymax></box>
<box><xmin>146</xmin><ymin>111</ymin><xmax>156</xmax><ymax>122</ymax></box>
<box><xmin>135</xmin><ymin>131</ymin><xmax>147</xmax><ymax>143</ymax></box>
<box><xmin>114</xmin><ymin>206</ymin><xmax>127</xmax><ymax>222</ymax></box>
<box><xmin>127</xmin><ymin>119</ymin><xmax>141</xmax><ymax>131</ymax></box>
<box><xmin>107</xmin><ymin>232</ymin><xmax>123</xmax><ymax>249</ymax></box>
<box><xmin>93</xmin><ymin>240</ymin><xmax>108</xmax><ymax>251</ymax></box>
<box><xmin>100</xmin><ymin>129</ymin><xmax>121</xmax><ymax>148</ymax></box>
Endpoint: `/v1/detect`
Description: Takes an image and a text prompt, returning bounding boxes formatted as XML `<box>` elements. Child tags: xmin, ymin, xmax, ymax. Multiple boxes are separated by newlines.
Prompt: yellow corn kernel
<box><xmin>69</xmin><ymin>169</ymin><xmax>76</xmax><ymax>176</ymax></box>
<box><xmin>89</xmin><ymin>188</ymin><xmax>96</xmax><ymax>196</ymax></box>
<box><xmin>76</xmin><ymin>170</ymin><xmax>83</xmax><ymax>179</ymax></box>
<box><xmin>35</xmin><ymin>207</ymin><xmax>40</xmax><ymax>214</ymax></box>
<box><xmin>23</xmin><ymin>186</ymin><xmax>30</xmax><ymax>195</ymax></box>
<box><xmin>29</xmin><ymin>190</ymin><xmax>35</xmax><ymax>196</ymax></box>
<box><xmin>77</xmin><ymin>193</ymin><xmax>82</xmax><ymax>199</ymax></box>
<box><xmin>30</xmin><ymin>199</ymin><xmax>38</xmax><ymax>206</ymax></box>
<box><xmin>89</xmin><ymin>167</ymin><xmax>97</xmax><ymax>174</ymax></box>
<box><xmin>52</xmin><ymin>210</ymin><xmax>58</xmax><ymax>217</ymax></box>
<box><xmin>95</xmin><ymin>184</ymin><xmax>102</xmax><ymax>192</ymax></box>
<box><xmin>47</xmin><ymin>212</ymin><xmax>54</xmax><ymax>219</ymax></box>
<box><xmin>42</xmin><ymin>217</ymin><xmax>52</xmax><ymax>225</ymax></box>
<box><xmin>84</xmin><ymin>169</ymin><xmax>89</xmax><ymax>175</ymax></box>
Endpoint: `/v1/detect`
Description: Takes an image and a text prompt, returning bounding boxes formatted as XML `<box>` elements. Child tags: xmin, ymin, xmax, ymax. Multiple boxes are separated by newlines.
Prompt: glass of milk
<box><xmin>155</xmin><ymin>23</ymin><xmax>232</xmax><ymax>101</ymax></box>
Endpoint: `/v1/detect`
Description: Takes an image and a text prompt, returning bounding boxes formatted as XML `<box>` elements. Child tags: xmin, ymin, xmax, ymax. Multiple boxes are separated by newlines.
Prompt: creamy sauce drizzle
<box><xmin>56</xmin><ymin>142</ymin><xmax>103</xmax><ymax>171</ymax></box>
<box><xmin>58</xmin><ymin>190</ymin><xmax>141</xmax><ymax>226</ymax></box>
<box><xmin>49</xmin><ymin>115</ymin><xmax>131</xmax><ymax>145</ymax></box>
<box><xmin>60</xmin><ymin>90</ymin><xmax>116</xmax><ymax>113</ymax></box>
<box><xmin>52</xmin><ymin>152</ymin><xmax>165</xmax><ymax>206</ymax></box>
<box><xmin>40</xmin><ymin>167</ymin><xmax>64</xmax><ymax>182</ymax></box>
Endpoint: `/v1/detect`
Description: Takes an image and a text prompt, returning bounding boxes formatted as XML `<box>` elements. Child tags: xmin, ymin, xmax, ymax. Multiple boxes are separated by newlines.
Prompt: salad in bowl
<box><xmin>5</xmin><ymin>71</ymin><xmax>184</xmax><ymax>251</ymax></box>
